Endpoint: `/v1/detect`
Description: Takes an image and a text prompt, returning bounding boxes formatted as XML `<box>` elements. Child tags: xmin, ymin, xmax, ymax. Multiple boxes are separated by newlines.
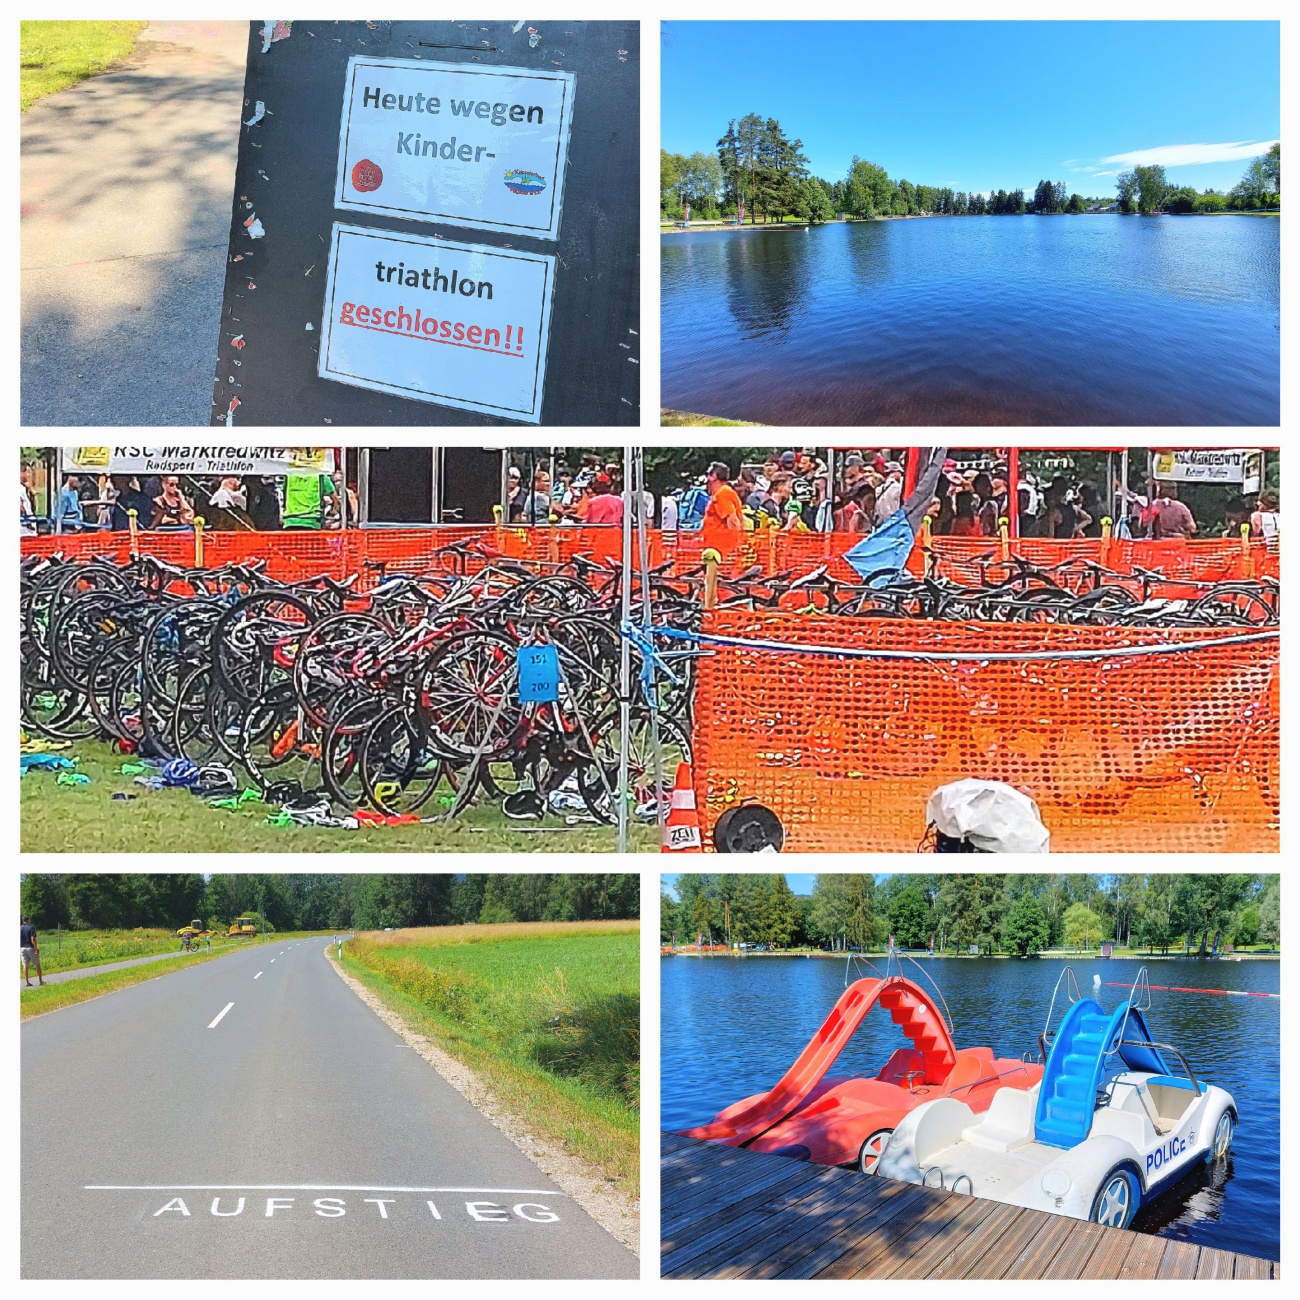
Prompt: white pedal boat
<box><xmin>875</xmin><ymin>968</ymin><xmax>1236</xmax><ymax>1228</ymax></box>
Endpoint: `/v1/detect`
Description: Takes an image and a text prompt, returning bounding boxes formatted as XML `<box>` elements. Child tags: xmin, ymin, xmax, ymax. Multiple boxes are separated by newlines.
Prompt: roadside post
<box><xmin>211</xmin><ymin>20</ymin><xmax>639</xmax><ymax>426</ymax></box>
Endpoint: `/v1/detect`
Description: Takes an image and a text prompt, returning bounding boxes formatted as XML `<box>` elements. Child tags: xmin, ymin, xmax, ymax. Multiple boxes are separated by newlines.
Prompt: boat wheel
<box><xmin>1211</xmin><ymin>1111</ymin><xmax>1234</xmax><ymax>1160</ymax></box>
<box><xmin>858</xmin><ymin>1129</ymin><xmax>893</xmax><ymax>1175</ymax></box>
<box><xmin>1090</xmin><ymin>1166</ymin><xmax>1138</xmax><ymax>1228</ymax></box>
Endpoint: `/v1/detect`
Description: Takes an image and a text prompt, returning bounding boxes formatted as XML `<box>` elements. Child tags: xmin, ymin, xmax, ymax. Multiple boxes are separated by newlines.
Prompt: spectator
<box><xmin>701</xmin><ymin>461</ymin><xmax>744</xmax><ymax>550</ymax></box>
<box><xmin>1078</xmin><ymin>482</ymin><xmax>1103</xmax><ymax>538</ymax></box>
<box><xmin>796</xmin><ymin>447</ymin><xmax>827</xmax><ymax>477</ymax></box>
<box><xmin>950</xmin><ymin>490</ymin><xmax>982</xmax><ymax>537</ymax></box>
<box><xmin>21</xmin><ymin>914</ymin><xmax>45</xmax><ymax>987</ymax></box>
<box><xmin>206</xmin><ymin>476</ymin><xmax>253</xmax><ymax>531</ymax></box>
<box><xmin>810</xmin><ymin>474</ymin><xmax>834</xmax><ymax>532</ymax></box>
<box><xmin>841</xmin><ymin>454</ymin><xmax>866</xmax><ymax>495</ymax></box>
<box><xmin>1250</xmin><ymin>490</ymin><xmax>1279</xmax><ymax>541</ymax></box>
<box><xmin>244</xmin><ymin>475</ymin><xmax>281</xmax><ymax>531</ymax></box>
<box><xmin>95</xmin><ymin>474</ymin><xmax>117</xmax><ymax>529</ymax></box>
<box><xmin>759</xmin><ymin>472</ymin><xmax>793</xmax><ymax>524</ymax></box>
<box><xmin>57</xmin><ymin>474</ymin><xmax>85</xmax><ymax>530</ymax></box>
<box><xmin>836</xmin><ymin>482</ymin><xmax>877</xmax><ymax>534</ymax></box>
<box><xmin>875</xmin><ymin>461</ymin><xmax>903</xmax><ymax>525</ymax></box>
<box><xmin>282</xmin><ymin>471</ymin><xmax>336</xmax><ymax>530</ymax></box>
<box><xmin>582</xmin><ymin>474</ymin><xmax>624</xmax><ymax>525</ymax></box>
<box><xmin>20</xmin><ymin>465</ymin><xmax>37</xmax><ymax>535</ymax></box>
<box><xmin>520</xmin><ymin>469</ymin><xmax>553</xmax><ymax>523</ymax></box>
<box><xmin>660</xmin><ymin>490</ymin><xmax>679</xmax><ymax>532</ymax></box>
<box><xmin>109</xmin><ymin>475</ymin><xmax>154</xmax><ymax>531</ymax></box>
<box><xmin>739</xmin><ymin>467</ymin><xmax>765</xmax><ymax>511</ymax></box>
<box><xmin>150</xmin><ymin>475</ymin><xmax>196</xmax><ymax>529</ymax></box>
<box><xmin>971</xmin><ymin>472</ymin><xmax>996</xmax><ymax>537</ymax></box>
<box><xmin>505</xmin><ymin>465</ymin><xmax>523</xmax><ymax>519</ymax></box>
<box><xmin>1148</xmin><ymin>483</ymin><xmax>1196</xmax><ymax>540</ymax></box>
<box><xmin>1037</xmin><ymin>476</ymin><xmax>1082</xmax><ymax>539</ymax></box>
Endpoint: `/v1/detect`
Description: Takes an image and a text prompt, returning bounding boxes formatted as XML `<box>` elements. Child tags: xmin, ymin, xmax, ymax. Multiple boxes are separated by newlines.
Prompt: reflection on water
<box><xmin>661</xmin><ymin>954</ymin><xmax>1279</xmax><ymax>1261</ymax></box>
<box><xmin>661</xmin><ymin>217</ymin><xmax>1280</xmax><ymax>425</ymax></box>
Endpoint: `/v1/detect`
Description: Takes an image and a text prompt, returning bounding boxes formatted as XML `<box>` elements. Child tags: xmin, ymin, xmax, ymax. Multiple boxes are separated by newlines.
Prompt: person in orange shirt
<box><xmin>701</xmin><ymin>461</ymin><xmax>744</xmax><ymax>552</ymax></box>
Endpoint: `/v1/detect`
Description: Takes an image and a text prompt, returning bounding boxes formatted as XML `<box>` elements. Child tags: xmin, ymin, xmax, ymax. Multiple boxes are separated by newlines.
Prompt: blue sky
<box><xmin>662</xmin><ymin>22</ymin><xmax>1279</xmax><ymax>197</ymax></box>
<box><xmin>663</xmin><ymin>874</ymin><xmax>823</xmax><ymax>899</ymax></box>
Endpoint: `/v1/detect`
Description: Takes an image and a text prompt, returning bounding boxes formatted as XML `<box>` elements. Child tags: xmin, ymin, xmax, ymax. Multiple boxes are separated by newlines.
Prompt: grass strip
<box><xmin>19</xmin><ymin>931</ymin><xmax>330</xmax><ymax>1018</ymax></box>
<box><xmin>341</xmin><ymin>938</ymin><xmax>638</xmax><ymax>1197</ymax></box>
<box><xmin>20</xmin><ymin>738</ymin><xmax>655</xmax><ymax>853</ymax></box>
<box><xmin>20</xmin><ymin>21</ymin><xmax>147</xmax><ymax>112</ymax></box>
<box><xmin>21</xmin><ymin>948</ymin><xmax>230</xmax><ymax>1018</ymax></box>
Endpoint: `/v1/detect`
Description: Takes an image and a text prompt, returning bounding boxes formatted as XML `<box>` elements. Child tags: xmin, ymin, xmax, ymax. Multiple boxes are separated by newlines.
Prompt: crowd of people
<box><xmin>505</xmin><ymin>455</ymin><xmax>680</xmax><ymax>530</ymax></box>
<box><xmin>20</xmin><ymin>466</ymin><xmax>353</xmax><ymax>534</ymax></box>
<box><xmin>690</xmin><ymin>451</ymin><xmax>1281</xmax><ymax>545</ymax></box>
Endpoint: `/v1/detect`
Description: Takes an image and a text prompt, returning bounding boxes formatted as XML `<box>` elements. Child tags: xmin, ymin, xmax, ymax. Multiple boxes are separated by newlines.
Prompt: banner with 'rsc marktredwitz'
<box><xmin>211</xmin><ymin>20</ymin><xmax>637</xmax><ymax>426</ymax></box>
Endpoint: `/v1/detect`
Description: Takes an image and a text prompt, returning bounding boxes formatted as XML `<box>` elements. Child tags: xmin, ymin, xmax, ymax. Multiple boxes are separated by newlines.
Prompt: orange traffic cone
<box><xmin>662</xmin><ymin>761</ymin><xmax>703</xmax><ymax>852</ymax></box>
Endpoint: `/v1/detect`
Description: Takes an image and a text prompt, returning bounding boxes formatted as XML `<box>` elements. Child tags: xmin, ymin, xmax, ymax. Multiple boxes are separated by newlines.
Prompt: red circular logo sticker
<box><xmin>351</xmin><ymin>159</ymin><xmax>383</xmax><ymax>193</ymax></box>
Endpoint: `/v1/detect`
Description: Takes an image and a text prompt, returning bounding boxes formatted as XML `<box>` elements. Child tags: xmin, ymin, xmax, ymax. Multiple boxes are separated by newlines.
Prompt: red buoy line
<box><xmin>1104</xmin><ymin>982</ymin><xmax>1278</xmax><ymax>998</ymax></box>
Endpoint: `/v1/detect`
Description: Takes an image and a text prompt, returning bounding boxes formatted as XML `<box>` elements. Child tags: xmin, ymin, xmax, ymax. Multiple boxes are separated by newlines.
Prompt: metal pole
<box><xmin>338</xmin><ymin>447</ymin><xmax>347</xmax><ymax>531</ymax></box>
<box><xmin>1119</xmin><ymin>448</ymin><xmax>1129</xmax><ymax>533</ymax></box>
<box><xmin>633</xmin><ymin>448</ymin><xmax>667</xmax><ymax>842</ymax></box>
<box><xmin>616</xmin><ymin>450</ymin><xmax>634</xmax><ymax>853</ymax></box>
<box><xmin>824</xmin><ymin>447</ymin><xmax>835</xmax><ymax>531</ymax></box>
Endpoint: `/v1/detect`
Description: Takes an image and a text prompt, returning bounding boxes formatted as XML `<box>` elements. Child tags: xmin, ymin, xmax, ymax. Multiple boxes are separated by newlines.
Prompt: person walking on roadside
<box><xmin>21</xmin><ymin>915</ymin><xmax>45</xmax><ymax>987</ymax></box>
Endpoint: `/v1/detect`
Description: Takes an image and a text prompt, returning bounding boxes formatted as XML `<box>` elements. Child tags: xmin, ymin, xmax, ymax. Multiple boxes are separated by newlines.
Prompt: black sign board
<box><xmin>212</xmin><ymin>20</ymin><xmax>638</xmax><ymax>427</ymax></box>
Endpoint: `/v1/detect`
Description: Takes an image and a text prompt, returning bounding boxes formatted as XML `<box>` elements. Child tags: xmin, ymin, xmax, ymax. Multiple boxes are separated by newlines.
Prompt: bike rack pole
<box><xmin>616</xmin><ymin>457</ymin><xmax>633</xmax><ymax>854</ymax></box>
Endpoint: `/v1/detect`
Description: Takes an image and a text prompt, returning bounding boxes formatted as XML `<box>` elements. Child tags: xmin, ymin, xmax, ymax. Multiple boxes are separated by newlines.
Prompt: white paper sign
<box><xmin>318</xmin><ymin>223</ymin><xmax>554</xmax><ymax>422</ymax></box>
<box><xmin>334</xmin><ymin>56</ymin><xmax>574</xmax><ymax>240</ymax></box>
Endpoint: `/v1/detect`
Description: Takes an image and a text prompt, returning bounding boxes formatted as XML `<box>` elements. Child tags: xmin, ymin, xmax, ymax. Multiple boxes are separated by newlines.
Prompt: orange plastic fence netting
<box><xmin>18</xmin><ymin>527</ymin><xmax>1277</xmax><ymax>587</ymax></box>
<box><xmin>691</xmin><ymin>612</ymin><xmax>1279</xmax><ymax>854</ymax></box>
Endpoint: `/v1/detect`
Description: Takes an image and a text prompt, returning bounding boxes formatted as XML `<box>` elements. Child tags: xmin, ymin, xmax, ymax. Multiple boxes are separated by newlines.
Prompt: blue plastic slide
<box><xmin>1035</xmin><ymin>999</ymin><xmax>1170</xmax><ymax>1149</ymax></box>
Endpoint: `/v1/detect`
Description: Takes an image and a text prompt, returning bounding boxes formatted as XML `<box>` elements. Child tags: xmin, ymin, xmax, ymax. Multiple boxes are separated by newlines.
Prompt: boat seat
<box><xmin>963</xmin><ymin>1085</ymin><xmax>1035</xmax><ymax>1152</ymax></box>
<box><xmin>1137</xmin><ymin>1083</ymin><xmax>1175</xmax><ymax>1135</ymax></box>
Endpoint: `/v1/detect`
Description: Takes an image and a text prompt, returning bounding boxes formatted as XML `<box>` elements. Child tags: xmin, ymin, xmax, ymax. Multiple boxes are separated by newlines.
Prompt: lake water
<box><xmin>660</xmin><ymin>217</ymin><xmax>1279</xmax><ymax>425</ymax></box>
<box><xmin>661</xmin><ymin>954</ymin><xmax>1280</xmax><ymax>1261</ymax></box>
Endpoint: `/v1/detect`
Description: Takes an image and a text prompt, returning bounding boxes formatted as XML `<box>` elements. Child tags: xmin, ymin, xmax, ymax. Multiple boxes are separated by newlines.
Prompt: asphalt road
<box><xmin>21</xmin><ymin>21</ymin><xmax>246</xmax><ymax>425</ymax></box>
<box><xmin>22</xmin><ymin>939</ymin><xmax>637</xmax><ymax>1278</ymax></box>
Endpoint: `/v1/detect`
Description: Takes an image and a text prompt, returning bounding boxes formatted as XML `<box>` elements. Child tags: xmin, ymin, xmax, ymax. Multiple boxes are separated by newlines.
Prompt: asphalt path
<box><xmin>22</xmin><ymin>946</ymin><xmax>216</xmax><ymax>986</ymax></box>
<box><xmin>22</xmin><ymin>939</ymin><xmax>637</xmax><ymax>1278</ymax></box>
<box><xmin>22</xmin><ymin>21</ymin><xmax>246</xmax><ymax>425</ymax></box>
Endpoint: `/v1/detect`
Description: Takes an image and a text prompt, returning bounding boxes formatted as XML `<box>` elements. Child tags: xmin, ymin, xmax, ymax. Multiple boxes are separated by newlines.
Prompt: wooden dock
<box><xmin>661</xmin><ymin>1133</ymin><xmax>1278</xmax><ymax>1280</ymax></box>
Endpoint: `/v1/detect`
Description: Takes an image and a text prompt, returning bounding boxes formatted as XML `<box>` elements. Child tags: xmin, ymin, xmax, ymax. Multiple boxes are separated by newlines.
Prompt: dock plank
<box><xmin>660</xmin><ymin>1136</ymin><xmax>1276</xmax><ymax>1281</ymax></box>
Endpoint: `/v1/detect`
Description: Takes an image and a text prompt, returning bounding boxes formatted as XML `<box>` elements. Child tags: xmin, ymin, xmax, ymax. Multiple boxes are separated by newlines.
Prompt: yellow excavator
<box><xmin>227</xmin><ymin>914</ymin><xmax>259</xmax><ymax>938</ymax></box>
<box><xmin>176</xmin><ymin>919</ymin><xmax>213</xmax><ymax>950</ymax></box>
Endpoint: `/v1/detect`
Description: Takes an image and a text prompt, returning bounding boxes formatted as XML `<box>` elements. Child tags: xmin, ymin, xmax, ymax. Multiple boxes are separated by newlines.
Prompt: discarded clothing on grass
<box><xmin>21</xmin><ymin>753</ymin><xmax>77</xmax><ymax>773</ymax></box>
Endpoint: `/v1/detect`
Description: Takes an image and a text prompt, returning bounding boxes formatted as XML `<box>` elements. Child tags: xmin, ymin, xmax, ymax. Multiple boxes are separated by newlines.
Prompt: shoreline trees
<box><xmin>661</xmin><ymin>873</ymin><xmax>1279</xmax><ymax>957</ymax></box>
<box><xmin>662</xmin><ymin>121</ymin><xmax>1280</xmax><ymax>223</ymax></box>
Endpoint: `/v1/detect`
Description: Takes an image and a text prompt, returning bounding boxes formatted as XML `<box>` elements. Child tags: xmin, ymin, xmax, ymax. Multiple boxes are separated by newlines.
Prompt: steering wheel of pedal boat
<box><xmin>1211</xmin><ymin>1111</ymin><xmax>1234</xmax><ymax>1161</ymax></box>
<box><xmin>858</xmin><ymin>1129</ymin><xmax>893</xmax><ymax>1176</ymax></box>
<box><xmin>1090</xmin><ymin>1166</ymin><xmax>1139</xmax><ymax>1229</ymax></box>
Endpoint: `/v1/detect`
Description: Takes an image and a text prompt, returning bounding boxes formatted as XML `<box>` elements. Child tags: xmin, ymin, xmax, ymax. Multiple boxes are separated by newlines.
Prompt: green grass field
<box><xmin>20</xmin><ymin>739</ymin><xmax>657</xmax><ymax>853</ymax></box>
<box><xmin>342</xmin><ymin>921</ymin><xmax>639</xmax><ymax>1193</ymax></box>
<box><xmin>19</xmin><ymin>931</ymin><xmax>334</xmax><ymax>1019</ymax></box>
<box><xmin>20</xmin><ymin>21</ymin><xmax>147</xmax><ymax>112</ymax></box>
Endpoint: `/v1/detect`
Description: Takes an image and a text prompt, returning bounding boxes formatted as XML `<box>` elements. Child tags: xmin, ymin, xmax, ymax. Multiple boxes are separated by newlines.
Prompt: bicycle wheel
<box><xmin>359</xmin><ymin>708</ymin><xmax>445</xmax><ymax>814</ymax></box>
<box><xmin>418</xmin><ymin>630</ymin><xmax>520</xmax><ymax>760</ymax></box>
<box><xmin>577</xmin><ymin>711</ymin><xmax>692</xmax><ymax>824</ymax></box>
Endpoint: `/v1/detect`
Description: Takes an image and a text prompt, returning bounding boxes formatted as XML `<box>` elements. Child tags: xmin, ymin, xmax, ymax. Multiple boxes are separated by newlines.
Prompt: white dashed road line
<box><xmin>254</xmin><ymin>972</ymin><xmax>263</xmax><ymax>980</ymax></box>
<box><xmin>207</xmin><ymin>1003</ymin><xmax>235</xmax><ymax>1029</ymax></box>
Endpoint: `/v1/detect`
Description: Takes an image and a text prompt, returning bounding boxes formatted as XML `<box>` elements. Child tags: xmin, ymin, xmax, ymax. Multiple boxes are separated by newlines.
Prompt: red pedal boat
<box><xmin>682</xmin><ymin>972</ymin><xmax>1043</xmax><ymax>1173</ymax></box>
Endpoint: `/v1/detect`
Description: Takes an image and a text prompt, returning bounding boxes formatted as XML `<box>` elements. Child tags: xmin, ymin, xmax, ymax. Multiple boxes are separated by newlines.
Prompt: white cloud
<box><xmin>1102</xmin><ymin>140</ymin><xmax>1278</xmax><ymax>168</ymax></box>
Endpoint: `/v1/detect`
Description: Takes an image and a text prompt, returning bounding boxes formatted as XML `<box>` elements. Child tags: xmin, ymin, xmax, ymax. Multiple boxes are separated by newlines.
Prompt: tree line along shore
<box><xmin>662</xmin><ymin>114</ymin><xmax>1280</xmax><ymax>224</ymax></box>
<box><xmin>662</xmin><ymin>873</ymin><xmax>1279</xmax><ymax>959</ymax></box>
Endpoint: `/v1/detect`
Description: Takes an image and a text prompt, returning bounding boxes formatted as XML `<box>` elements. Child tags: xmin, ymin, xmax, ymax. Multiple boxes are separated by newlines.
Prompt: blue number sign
<box><xmin>517</xmin><ymin>644</ymin><xmax>560</xmax><ymax>702</ymax></box>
